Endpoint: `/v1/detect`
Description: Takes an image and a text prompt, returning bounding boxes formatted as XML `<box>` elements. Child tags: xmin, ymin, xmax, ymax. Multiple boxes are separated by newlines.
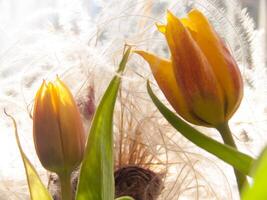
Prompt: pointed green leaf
<box><xmin>115</xmin><ymin>196</ymin><xmax>135</xmax><ymax>200</ymax></box>
<box><xmin>242</xmin><ymin>147</ymin><xmax>267</xmax><ymax>199</ymax></box>
<box><xmin>76</xmin><ymin>47</ymin><xmax>131</xmax><ymax>200</ymax></box>
<box><xmin>146</xmin><ymin>81</ymin><xmax>254</xmax><ymax>175</ymax></box>
<box><xmin>5</xmin><ymin>111</ymin><xmax>52</xmax><ymax>200</ymax></box>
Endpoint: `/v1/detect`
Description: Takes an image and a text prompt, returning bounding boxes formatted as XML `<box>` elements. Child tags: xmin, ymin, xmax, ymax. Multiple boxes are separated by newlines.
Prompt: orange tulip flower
<box><xmin>33</xmin><ymin>77</ymin><xmax>85</xmax><ymax>175</ymax></box>
<box><xmin>136</xmin><ymin>9</ymin><xmax>243</xmax><ymax>127</ymax></box>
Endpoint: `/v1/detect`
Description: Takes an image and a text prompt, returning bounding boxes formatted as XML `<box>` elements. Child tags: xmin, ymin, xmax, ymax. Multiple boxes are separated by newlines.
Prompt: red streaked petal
<box><xmin>135</xmin><ymin>50</ymin><xmax>208</xmax><ymax>126</ymax></box>
<box><xmin>186</xmin><ymin>9</ymin><xmax>243</xmax><ymax>118</ymax></box>
<box><xmin>165</xmin><ymin>11</ymin><xmax>225</xmax><ymax>125</ymax></box>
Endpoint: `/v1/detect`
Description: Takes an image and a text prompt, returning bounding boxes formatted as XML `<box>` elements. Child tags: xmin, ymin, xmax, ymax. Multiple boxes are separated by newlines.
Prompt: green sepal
<box><xmin>6</xmin><ymin>111</ymin><xmax>52</xmax><ymax>200</ymax></box>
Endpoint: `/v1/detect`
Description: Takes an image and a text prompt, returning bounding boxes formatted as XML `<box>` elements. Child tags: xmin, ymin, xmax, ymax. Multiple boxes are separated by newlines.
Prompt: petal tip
<box><xmin>188</xmin><ymin>8</ymin><xmax>208</xmax><ymax>21</ymax></box>
<box><xmin>155</xmin><ymin>23</ymin><xmax>166</xmax><ymax>34</ymax></box>
<box><xmin>134</xmin><ymin>50</ymin><xmax>152</xmax><ymax>62</ymax></box>
<box><xmin>166</xmin><ymin>10</ymin><xmax>177</xmax><ymax>22</ymax></box>
<box><xmin>41</xmin><ymin>79</ymin><xmax>47</xmax><ymax>87</ymax></box>
<box><xmin>133</xmin><ymin>49</ymin><xmax>144</xmax><ymax>55</ymax></box>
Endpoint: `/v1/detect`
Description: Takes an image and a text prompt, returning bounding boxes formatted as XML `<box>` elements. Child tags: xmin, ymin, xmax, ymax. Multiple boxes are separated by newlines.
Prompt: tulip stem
<box><xmin>59</xmin><ymin>172</ymin><xmax>72</xmax><ymax>200</ymax></box>
<box><xmin>216</xmin><ymin>122</ymin><xmax>248</xmax><ymax>194</ymax></box>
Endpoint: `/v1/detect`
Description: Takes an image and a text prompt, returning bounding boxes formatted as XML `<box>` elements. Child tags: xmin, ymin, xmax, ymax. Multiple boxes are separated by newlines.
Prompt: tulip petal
<box><xmin>135</xmin><ymin>50</ymin><xmax>208</xmax><ymax>126</ymax></box>
<box><xmin>156</xmin><ymin>23</ymin><xmax>166</xmax><ymax>34</ymax></box>
<box><xmin>33</xmin><ymin>81</ymin><xmax>65</xmax><ymax>173</ymax></box>
<box><xmin>54</xmin><ymin>78</ymin><xmax>85</xmax><ymax>171</ymax></box>
<box><xmin>185</xmin><ymin>9</ymin><xmax>243</xmax><ymax>119</ymax></box>
<box><xmin>165</xmin><ymin>11</ymin><xmax>225</xmax><ymax>126</ymax></box>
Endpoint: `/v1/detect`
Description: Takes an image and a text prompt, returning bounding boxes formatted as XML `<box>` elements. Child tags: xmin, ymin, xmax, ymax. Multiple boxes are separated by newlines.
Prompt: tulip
<box><xmin>136</xmin><ymin>9</ymin><xmax>247</xmax><ymax>192</ymax></box>
<box><xmin>135</xmin><ymin>9</ymin><xmax>243</xmax><ymax>127</ymax></box>
<box><xmin>33</xmin><ymin>77</ymin><xmax>85</xmax><ymax>174</ymax></box>
<box><xmin>33</xmin><ymin>77</ymin><xmax>85</xmax><ymax>199</ymax></box>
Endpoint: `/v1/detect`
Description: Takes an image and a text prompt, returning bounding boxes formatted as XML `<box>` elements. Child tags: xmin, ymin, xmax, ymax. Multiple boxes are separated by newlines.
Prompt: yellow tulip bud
<box><xmin>136</xmin><ymin>9</ymin><xmax>243</xmax><ymax>127</ymax></box>
<box><xmin>33</xmin><ymin>77</ymin><xmax>85</xmax><ymax>174</ymax></box>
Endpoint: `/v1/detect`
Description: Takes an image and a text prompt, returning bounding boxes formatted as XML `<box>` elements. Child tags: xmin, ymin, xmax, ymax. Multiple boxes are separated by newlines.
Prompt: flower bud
<box><xmin>33</xmin><ymin>77</ymin><xmax>85</xmax><ymax>174</ymax></box>
<box><xmin>136</xmin><ymin>9</ymin><xmax>243</xmax><ymax>127</ymax></box>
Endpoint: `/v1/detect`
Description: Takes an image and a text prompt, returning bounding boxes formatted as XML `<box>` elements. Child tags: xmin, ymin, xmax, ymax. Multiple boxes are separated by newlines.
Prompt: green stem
<box><xmin>216</xmin><ymin>122</ymin><xmax>248</xmax><ymax>194</ymax></box>
<box><xmin>59</xmin><ymin>172</ymin><xmax>72</xmax><ymax>200</ymax></box>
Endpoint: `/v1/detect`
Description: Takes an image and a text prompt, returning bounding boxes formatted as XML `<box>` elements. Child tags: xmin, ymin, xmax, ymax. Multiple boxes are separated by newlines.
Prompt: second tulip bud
<box><xmin>33</xmin><ymin>77</ymin><xmax>85</xmax><ymax>175</ymax></box>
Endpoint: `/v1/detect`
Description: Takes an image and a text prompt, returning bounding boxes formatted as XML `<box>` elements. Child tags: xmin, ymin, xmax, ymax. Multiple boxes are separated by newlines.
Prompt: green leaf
<box><xmin>147</xmin><ymin>81</ymin><xmax>254</xmax><ymax>175</ymax></box>
<box><xmin>76</xmin><ymin>47</ymin><xmax>131</xmax><ymax>200</ymax></box>
<box><xmin>115</xmin><ymin>196</ymin><xmax>135</xmax><ymax>200</ymax></box>
<box><xmin>242</xmin><ymin>147</ymin><xmax>267</xmax><ymax>199</ymax></box>
<box><xmin>5</xmin><ymin>111</ymin><xmax>52</xmax><ymax>200</ymax></box>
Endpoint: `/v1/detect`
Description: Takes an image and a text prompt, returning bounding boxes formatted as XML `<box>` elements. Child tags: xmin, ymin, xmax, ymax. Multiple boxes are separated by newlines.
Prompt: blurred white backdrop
<box><xmin>0</xmin><ymin>0</ymin><xmax>266</xmax><ymax>200</ymax></box>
